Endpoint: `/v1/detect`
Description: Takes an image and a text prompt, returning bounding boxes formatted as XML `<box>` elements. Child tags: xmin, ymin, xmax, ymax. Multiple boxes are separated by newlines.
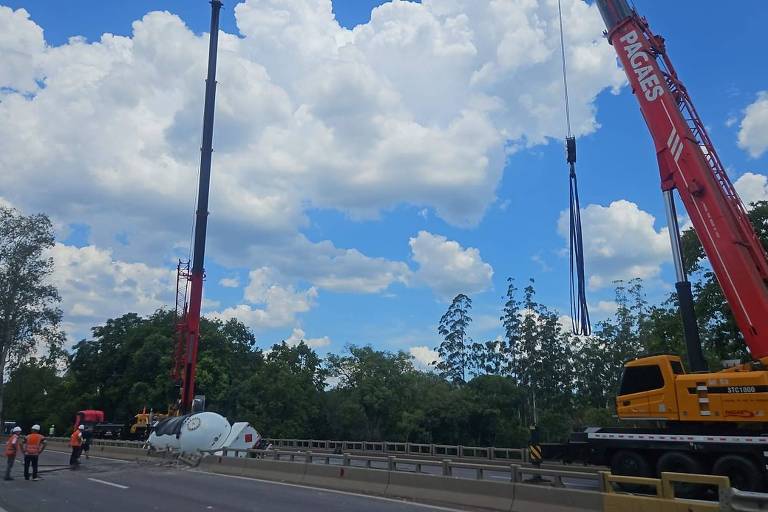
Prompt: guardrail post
<box><xmin>415</xmin><ymin>462</ymin><xmax>422</xmax><ymax>474</ymax></box>
<box><xmin>476</xmin><ymin>467</ymin><xmax>484</xmax><ymax>480</ymax></box>
<box><xmin>387</xmin><ymin>456</ymin><xmax>396</xmax><ymax>472</ymax></box>
<box><xmin>489</xmin><ymin>447</ymin><xmax>495</xmax><ymax>460</ymax></box>
<box><xmin>307</xmin><ymin>451</ymin><xmax>313</xmax><ymax>464</ymax></box>
<box><xmin>510</xmin><ymin>464</ymin><xmax>520</xmax><ymax>483</ymax></box>
<box><xmin>290</xmin><ymin>453</ymin><xmax>295</xmax><ymax>462</ymax></box>
<box><xmin>442</xmin><ymin>459</ymin><xmax>452</xmax><ymax>477</ymax></box>
<box><xmin>343</xmin><ymin>454</ymin><xmax>350</xmax><ymax>467</ymax></box>
<box><xmin>272</xmin><ymin>450</ymin><xmax>279</xmax><ymax>460</ymax></box>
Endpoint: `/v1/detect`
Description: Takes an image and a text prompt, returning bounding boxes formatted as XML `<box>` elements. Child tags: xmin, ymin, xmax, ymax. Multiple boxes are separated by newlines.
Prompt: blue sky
<box><xmin>1</xmin><ymin>1</ymin><xmax>766</xmax><ymax>365</ymax></box>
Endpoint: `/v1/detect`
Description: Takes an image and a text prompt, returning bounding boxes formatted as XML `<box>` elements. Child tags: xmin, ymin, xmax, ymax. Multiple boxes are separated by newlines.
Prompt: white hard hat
<box><xmin>12</xmin><ymin>426</ymin><xmax>21</xmax><ymax>433</ymax></box>
<box><xmin>78</xmin><ymin>425</ymin><xmax>85</xmax><ymax>430</ymax></box>
<box><xmin>31</xmin><ymin>424</ymin><xmax>40</xmax><ymax>431</ymax></box>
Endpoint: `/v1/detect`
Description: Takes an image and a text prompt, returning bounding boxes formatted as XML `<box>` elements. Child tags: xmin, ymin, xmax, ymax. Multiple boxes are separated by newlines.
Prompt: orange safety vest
<box><xmin>5</xmin><ymin>434</ymin><xmax>18</xmax><ymax>457</ymax></box>
<box><xmin>24</xmin><ymin>433</ymin><xmax>44</xmax><ymax>456</ymax></box>
<box><xmin>69</xmin><ymin>430</ymin><xmax>82</xmax><ymax>448</ymax></box>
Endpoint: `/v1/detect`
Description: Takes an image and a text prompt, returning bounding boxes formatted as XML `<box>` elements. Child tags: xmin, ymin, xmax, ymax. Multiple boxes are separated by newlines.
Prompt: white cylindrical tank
<box><xmin>148</xmin><ymin>431</ymin><xmax>181</xmax><ymax>451</ymax></box>
<box><xmin>178</xmin><ymin>412</ymin><xmax>231</xmax><ymax>454</ymax></box>
<box><xmin>148</xmin><ymin>415</ymin><xmax>187</xmax><ymax>451</ymax></box>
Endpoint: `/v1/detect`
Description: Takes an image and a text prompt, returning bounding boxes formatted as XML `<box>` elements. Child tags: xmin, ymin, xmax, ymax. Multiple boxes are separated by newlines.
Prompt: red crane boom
<box><xmin>172</xmin><ymin>0</ymin><xmax>223</xmax><ymax>414</ymax></box>
<box><xmin>596</xmin><ymin>0</ymin><xmax>768</xmax><ymax>365</ymax></box>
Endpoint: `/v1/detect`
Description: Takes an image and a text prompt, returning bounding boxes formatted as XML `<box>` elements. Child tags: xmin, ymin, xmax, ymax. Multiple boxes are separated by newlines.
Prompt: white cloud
<box><xmin>265</xmin><ymin>236</ymin><xmax>411</xmax><ymax>294</ymax></box>
<box><xmin>738</xmin><ymin>92</ymin><xmax>768</xmax><ymax>158</ymax></box>
<box><xmin>409</xmin><ymin>345</ymin><xmax>439</xmax><ymax>370</ymax></box>
<box><xmin>47</xmin><ymin>243</ymin><xmax>174</xmax><ymax>341</ymax></box>
<box><xmin>0</xmin><ymin>1</ymin><xmax>624</xmax><ymax>335</ymax></box>
<box><xmin>734</xmin><ymin>172</ymin><xmax>768</xmax><ymax>207</ymax></box>
<box><xmin>284</xmin><ymin>327</ymin><xmax>331</xmax><ymax>348</ymax></box>
<box><xmin>0</xmin><ymin>1</ymin><xmax>622</xmax><ymax>243</ymax></box>
<box><xmin>409</xmin><ymin>230</ymin><xmax>493</xmax><ymax>300</ymax></box>
<box><xmin>0</xmin><ymin>7</ymin><xmax>44</xmax><ymax>95</ymax></box>
<box><xmin>559</xmin><ymin>200</ymin><xmax>669</xmax><ymax>289</ymax></box>
<box><xmin>219</xmin><ymin>276</ymin><xmax>240</xmax><ymax>288</ymax></box>
<box><xmin>592</xmin><ymin>300</ymin><xmax>618</xmax><ymax>316</ymax></box>
<box><xmin>212</xmin><ymin>267</ymin><xmax>317</xmax><ymax>330</ymax></box>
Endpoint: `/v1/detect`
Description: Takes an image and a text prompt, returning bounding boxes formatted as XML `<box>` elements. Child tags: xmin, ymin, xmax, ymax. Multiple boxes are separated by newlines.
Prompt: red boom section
<box><xmin>599</xmin><ymin>3</ymin><xmax>768</xmax><ymax>360</ymax></box>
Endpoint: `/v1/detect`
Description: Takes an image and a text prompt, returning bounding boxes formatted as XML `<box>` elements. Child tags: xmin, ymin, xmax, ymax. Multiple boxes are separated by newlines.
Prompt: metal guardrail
<box><xmin>722</xmin><ymin>487</ymin><xmax>768</xmax><ymax>512</ymax></box>
<box><xmin>202</xmin><ymin>447</ymin><xmax>598</xmax><ymax>489</ymax></box>
<box><xmin>263</xmin><ymin>438</ymin><xmax>527</xmax><ymax>462</ymax></box>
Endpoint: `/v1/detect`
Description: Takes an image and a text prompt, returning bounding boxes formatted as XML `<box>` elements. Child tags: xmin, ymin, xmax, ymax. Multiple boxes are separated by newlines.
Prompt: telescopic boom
<box><xmin>177</xmin><ymin>0</ymin><xmax>222</xmax><ymax>413</ymax></box>
<box><xmin>596</xmin><ymin>0</ymin><xmax>768</xmax><ymax>366</ymax></box>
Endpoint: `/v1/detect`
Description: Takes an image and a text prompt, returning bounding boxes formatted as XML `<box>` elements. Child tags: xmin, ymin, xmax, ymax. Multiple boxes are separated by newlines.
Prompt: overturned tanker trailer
<box><xmin>148</xmin><ymin>411</ymin><xmax>260</xmax><ymax>457</ymax></box>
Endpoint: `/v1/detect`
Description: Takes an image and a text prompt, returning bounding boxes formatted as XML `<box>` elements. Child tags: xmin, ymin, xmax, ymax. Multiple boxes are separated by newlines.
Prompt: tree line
<box><xmin>1</xmin><ymin>202</ymin><xmax>766</xmax><ymax>445</ymax></box>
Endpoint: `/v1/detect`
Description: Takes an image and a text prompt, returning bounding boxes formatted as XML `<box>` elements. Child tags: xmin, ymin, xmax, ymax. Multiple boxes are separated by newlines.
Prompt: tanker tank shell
<box><xmin>178</xmin><ymin>412</ymin><xmax>232</xmax><ymax>454</ymax></box>
<box><xmin>147</xmin><ymin>414</ymin><xmax>188</xmax><ymax>451</ymax></box>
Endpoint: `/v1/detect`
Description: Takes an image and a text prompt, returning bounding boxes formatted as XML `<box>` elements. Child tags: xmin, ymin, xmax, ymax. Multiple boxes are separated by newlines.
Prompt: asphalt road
<box><xmin>0</xmin><ymin>450</ymin><xmax>470</xmax><ymax>512</ymax></box>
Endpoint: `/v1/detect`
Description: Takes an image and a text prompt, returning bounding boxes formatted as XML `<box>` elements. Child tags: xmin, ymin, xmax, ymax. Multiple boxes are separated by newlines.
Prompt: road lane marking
<box><xmin>195</xmin><ymin>470</ymin><xmax>467</xmax><ymax>511</ymax></box>
<box><xmin>88</xmin><ymin>478</ymin><xmax>129</xmax><ymax>490</ymax></box>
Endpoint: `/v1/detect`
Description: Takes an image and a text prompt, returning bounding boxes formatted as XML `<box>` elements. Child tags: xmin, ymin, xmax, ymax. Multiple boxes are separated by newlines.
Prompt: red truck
<box><xmin>74</xmin><ymin>410</ymin><xmax>125</xmax><ymax>440</ymax></box>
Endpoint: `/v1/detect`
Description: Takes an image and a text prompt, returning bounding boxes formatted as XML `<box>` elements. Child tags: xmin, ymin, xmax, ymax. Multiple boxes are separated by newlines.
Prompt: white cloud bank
<box><xmin>47</xmin><ymin>243</ymin><xmax>174</xmax><ymax>340</ymax></box>
<box><xmin>409</xmin><ymin>345</ymin><xmax>439</xmax><ymax>370</ymax></box>
<box><xmin>409</xmin><ymin>231</ymin><xmax>493</xmax><ymax>300</ymax></box>
<box><xmin>0</xmin><ymin>1</ymin><xmax>624</xmax><ymax>337</ymax></box>
<box><xmin>738</xmin><ymin>91</ymin><xmax>768</xmax><ymax>158</ymax></box>
<box><xmin>559</xmin><ymin>200</ymin><xmax>669</xmax><ymax>289</ymax></box>
<box><xmin>284</xmin><ymin>327</ymin><xmax>331</xmax><ymax>349</ymax></box>
<box><xmin>734</xmin><ymin>172</ymin><xmax>768</xmax><ymax>206</ymax></box>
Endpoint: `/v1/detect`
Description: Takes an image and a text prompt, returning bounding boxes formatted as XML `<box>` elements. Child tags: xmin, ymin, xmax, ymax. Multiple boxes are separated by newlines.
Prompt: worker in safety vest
<box><xmin>4</xmin><ymin>426</ymin><xmax>22</xmax><ymax>481</ymax></box>
<box><xmin>23</xmin><ymin>425</ymin><xmax>46</xmax><ymax>481</ymax></box>
<box><xmin>69</xmin><ymin>425</ymin><xmax>84</xmax><ymax>468</ymax></box>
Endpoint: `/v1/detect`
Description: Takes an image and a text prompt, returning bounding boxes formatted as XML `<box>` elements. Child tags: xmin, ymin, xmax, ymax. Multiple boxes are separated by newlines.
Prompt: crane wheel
<box><xmin>712</xmin><ymin>455</ymin><xmax>763</xmax><ymax>492</ymax></box>
<box><xmin>610</xmin><ymin>450</ymin><xmax>651</xmax><ymax>492</ymax></box>
<box><xmin>611</xmin><ymin>450</ymin><xmax>651</xmax><ymax>477</ymax></box>
<box><xmin>656</xmin><ymin>452</ymin><xmax>704</xmax><ymax>498</ymax></box>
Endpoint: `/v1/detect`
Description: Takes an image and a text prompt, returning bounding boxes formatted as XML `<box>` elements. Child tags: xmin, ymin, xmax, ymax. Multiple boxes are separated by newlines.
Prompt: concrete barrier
<box><xmin>386</xmin><ymin>471</ymin><xmax>515</xmax><ymax>511</ymax></box>
<box><xmin>302</xmin><ymin>463</ymin><xmax>390</xmax><ymax>495</ymax></box>
<box><xmin>512</xmin><ymin>483</ymin><xmax>601</xmax><ymax>512</ymax></box>
<box><xmin>200</xmin><ymin>456</ymin><xmax>307</xmax><ymax>485</ymax></box>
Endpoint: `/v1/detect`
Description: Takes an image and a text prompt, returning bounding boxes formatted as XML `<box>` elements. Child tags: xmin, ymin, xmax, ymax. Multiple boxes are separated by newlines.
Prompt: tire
<box><xmin>656</xmin><ymin>452</ymin><xmax>704</xmax><ymax>499</ymax></box>
<box><xmin>611</xmin><ymin>450</ymin><xmax>652</xmax><ymax>493</ymax></box>
<box><xmin>713</xmin><ymin>455</ymin><xmax>764</xmax><ymax>492</ymax></box>
<box><xmin>611</xmin><ymin>450</ymin><xmax>652</xmax><ymax>477</ymax></box>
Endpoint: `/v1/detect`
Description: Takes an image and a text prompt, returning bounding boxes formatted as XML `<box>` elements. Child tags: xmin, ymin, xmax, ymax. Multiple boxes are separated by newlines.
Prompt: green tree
<box><xmin>468</xmin><ymin>339</ymin><xmax>504</xmax><ymax>377</ymax></box>
<box><xmin>327</xmin><ymin>345</ymin><xmax>414</xmax><ymax>439</ymax></box>
<box><xmin>678</xmin><ymin>201</ymin><xmax>768</xmax><ymax>363</ymax></box>
<box><xmin>0</xmin><ymin>207</ymin><xmax>63</xmax><ymax>423</ymax></box>
<box><xmin>3</xmin><ymin>360</ymin><xmax>63</xmax><ymax>430</ymax></box>
<box><xmin>500</xmin><ymin>278</ymin><xmax>522</xmax><ymax>381</ymax></box>
<box><xmin>436</xmin><ymin>294</ymin><xmax>472</xmax><ymax>384</ymax></box>
<box><xmin>240</xmin><ymin>341</ymin><xmax>325</xmax><ymax>438</ymax></box>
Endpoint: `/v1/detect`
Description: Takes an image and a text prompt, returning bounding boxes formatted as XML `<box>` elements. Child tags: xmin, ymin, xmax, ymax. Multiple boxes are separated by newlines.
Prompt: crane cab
<box><xmin>617</xmin><ymin>355</ymin><xmax>768</xmax><ymax>423</ymax></box>
<box><xmin>617</xmin><ymin>355</ymin><xmax>682</xmax><ymax>421</ymax></box>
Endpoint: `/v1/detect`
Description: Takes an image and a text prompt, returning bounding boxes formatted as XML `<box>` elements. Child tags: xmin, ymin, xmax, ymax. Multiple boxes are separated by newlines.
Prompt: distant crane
<box><xmin>172</xmin><ymin>0</ymin><xmax>223</xmax><ymax>415</ymax></box>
